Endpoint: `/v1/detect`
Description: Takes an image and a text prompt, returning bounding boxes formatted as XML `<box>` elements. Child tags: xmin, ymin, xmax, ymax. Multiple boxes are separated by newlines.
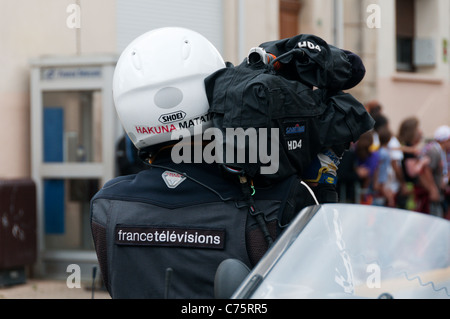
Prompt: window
<box><xmin>396</xmin><ymin>0</ymin><xmax>415</xmax><ymax>71</ymax></box>
<box><xmin>279</xmin><ymin>0</ymin><xmax>301</xmax><ymax>39</ymax></box>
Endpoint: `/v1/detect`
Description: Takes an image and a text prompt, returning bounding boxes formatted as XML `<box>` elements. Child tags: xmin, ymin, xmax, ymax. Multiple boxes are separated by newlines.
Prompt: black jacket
<box><xmin>91</xmin><ymin>153</ymin><xmax>316</xmax><ymax>298</ymax></box>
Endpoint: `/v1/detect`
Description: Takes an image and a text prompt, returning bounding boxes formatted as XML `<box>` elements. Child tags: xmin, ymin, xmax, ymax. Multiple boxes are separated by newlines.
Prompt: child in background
<box><xmin>373</xmin><ymin>126</ymin><xmax>395</xmax><ymax>207</ymax></box>
<box><xmin>355</xmin><ymin>131</ymin><xmax>380</xmax><ymax>205</ymax></box>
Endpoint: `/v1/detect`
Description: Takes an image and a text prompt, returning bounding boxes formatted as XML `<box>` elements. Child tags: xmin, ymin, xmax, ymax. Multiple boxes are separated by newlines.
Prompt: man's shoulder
<box><xmin>423</xmin><ymin>141</ymin><xmax>441</xmax><ymax>154</ymax></box>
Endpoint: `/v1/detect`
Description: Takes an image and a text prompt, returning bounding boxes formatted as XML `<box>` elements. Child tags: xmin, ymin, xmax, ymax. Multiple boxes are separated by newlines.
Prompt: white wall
<box><xmin>376</xmin><ymin>0</ymin><xmax>450</xmax><ymax>138</ymax></box>
<box><xmin>0</xmin><ymin>0</ymin><xmax>116</xmax><ymax>178</ymax></box>
<box><xmin>116</xmin><ymin>0</ymin><xmax>223</xmax><ymax>54</ymax></box>
<box><xmin>223</xmin><ymin>0</ymin><xmax>279</xmax><ymax>65</ymax></box>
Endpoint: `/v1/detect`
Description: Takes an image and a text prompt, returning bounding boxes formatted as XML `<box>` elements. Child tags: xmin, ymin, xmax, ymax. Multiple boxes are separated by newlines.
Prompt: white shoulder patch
<box><xmin>161</xmin><ymin>170</ymin><xmax>186</xmax><ymax>189</ymax></box>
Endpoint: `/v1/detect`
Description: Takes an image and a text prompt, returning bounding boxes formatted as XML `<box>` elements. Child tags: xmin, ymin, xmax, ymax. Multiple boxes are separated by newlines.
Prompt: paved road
<box><xmin>0</xmin><ymin>279</ymin><xmax>111</xmax><ymax>299</ymax></box>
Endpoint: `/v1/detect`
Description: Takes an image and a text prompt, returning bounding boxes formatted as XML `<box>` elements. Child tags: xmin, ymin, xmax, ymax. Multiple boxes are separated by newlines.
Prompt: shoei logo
<box><xmin>135</xmin><ymin>114</ymin><xmax>211</xmax><ymax>136</ymax></box>
<box><xmin>158</xmin><ymin>111</ymin><xmax>186</xmax><ymax>124</ymax></box>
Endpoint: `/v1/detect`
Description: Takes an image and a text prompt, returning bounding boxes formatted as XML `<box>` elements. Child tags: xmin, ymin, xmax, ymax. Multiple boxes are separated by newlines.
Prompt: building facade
<box><xmin>1</xmin><ymin>0</ymin><xmax>449</xmax><ymax>279</ymax></box>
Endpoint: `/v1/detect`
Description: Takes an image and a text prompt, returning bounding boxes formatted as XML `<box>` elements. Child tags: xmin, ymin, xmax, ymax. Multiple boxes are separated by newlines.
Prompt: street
<box><xmin>0</xmin><ymin>279</ymin><xmax>111</xmax><ymax>299</ymax></box>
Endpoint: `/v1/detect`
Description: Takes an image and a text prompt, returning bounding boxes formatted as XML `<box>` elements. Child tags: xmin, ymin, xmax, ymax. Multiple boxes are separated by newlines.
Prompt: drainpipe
<box><xmin>238</xmin><ymin>0</ymin><xmax>246</xmax><ymax>60</ymax></box>
<box><xmin>333</xmin><ymin>0</ymin><xmax>344</xmax><ymax>47</ymax></box>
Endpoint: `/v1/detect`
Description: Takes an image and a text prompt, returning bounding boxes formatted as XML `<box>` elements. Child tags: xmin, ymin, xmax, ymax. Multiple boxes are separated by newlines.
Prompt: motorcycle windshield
<box><xmin>234</xmin><ymin>204</ymin><xmax>450</xmax><ymax>299</ymax></box>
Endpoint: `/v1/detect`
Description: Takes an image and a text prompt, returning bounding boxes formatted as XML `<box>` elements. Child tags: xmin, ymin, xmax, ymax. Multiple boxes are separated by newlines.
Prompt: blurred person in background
<box><xmin>354</xmin><ymin>130</ymin><xmax>380</xmax><ymax>205</ymax></box>
<box><xmin>366</xmin><ymin>104</ymin><xmax>406</xmax><ymax>208</ymax></box>
<box><xmin>371</xmin><ymin>111</ymin><xmax>408</xmax><ymax>208</ymax></box>
<box><xmin>421</xmin><ymin>125</ymin><xmax>450</xmax><ymax>218</ymax></box>
<box><xmin>365</xmin><ymin>100</ymin><xmax>383</xmax><ymax>152</ymax></box>
<box><xmin>397</xmin><ymin>117</ymin><xmax>435</xmax><ymax>214</ymax></box>
<box><xmin>387</xmin><ymin>124</ymin><xmax>408</xmax><ymax>209</ymax></box>
<box><xmin>446</xmin><ymin>145</ymin><xmax>450</xmax><ymax>219</ymax></box>
<box><xmin>335</xmin><ymin>100</ymin><xmax>382</xmax><ymax>204</ymax></box>
<box><xmin>372</xmin><ymin>125</ymin><xmax>395</xmax><ymax>207</ymax></box>
<box><xmin>365</xmin><ymin>100</ymin><xmax>382</xmax><ymax>119</ymax></box>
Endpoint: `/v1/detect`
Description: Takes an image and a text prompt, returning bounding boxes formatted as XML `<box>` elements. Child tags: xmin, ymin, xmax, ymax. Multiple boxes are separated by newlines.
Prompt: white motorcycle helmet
<box><xmin>113</xmin><ymin>27</ymin><xmax>225</xmax><ymax>152</ymax></box>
